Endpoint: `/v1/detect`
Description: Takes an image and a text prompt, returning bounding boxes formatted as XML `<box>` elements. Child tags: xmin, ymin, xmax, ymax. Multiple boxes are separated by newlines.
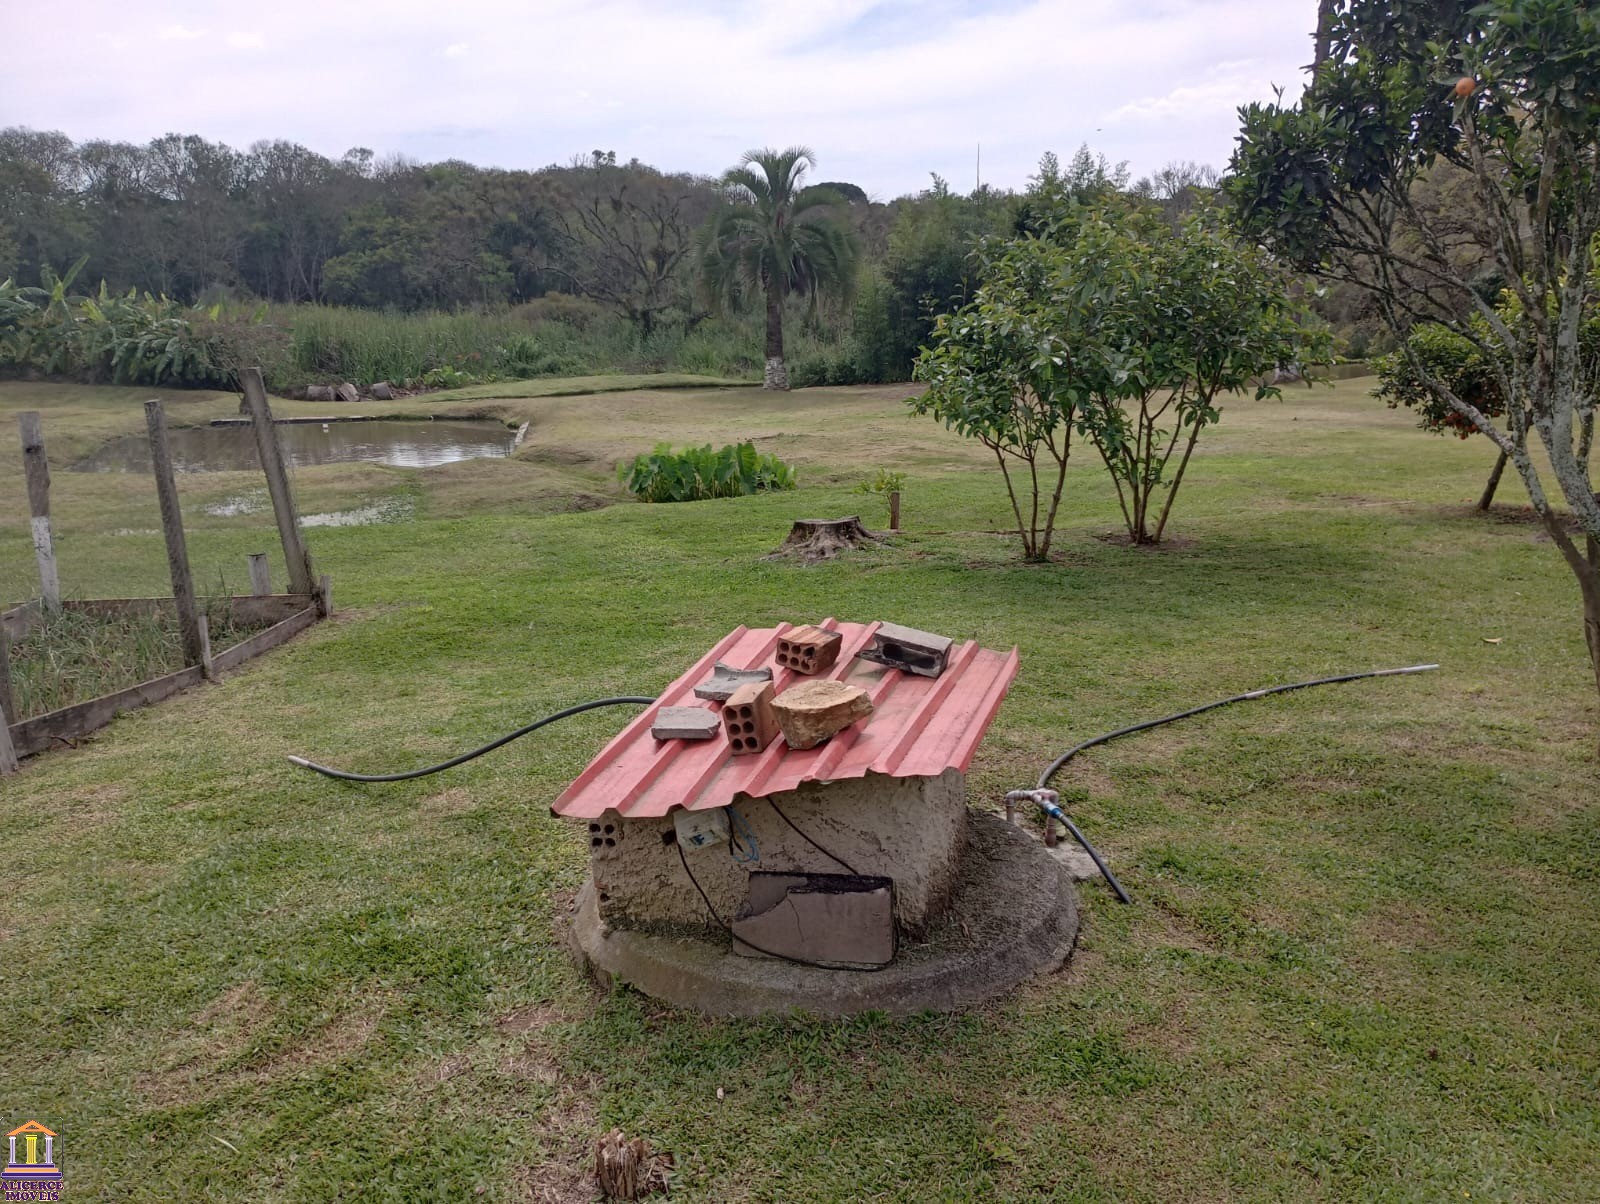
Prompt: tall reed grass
<box><xmin>261</xmin><ymin>300</ymin><xmax>866</xmax><ymax>392</ymax></box>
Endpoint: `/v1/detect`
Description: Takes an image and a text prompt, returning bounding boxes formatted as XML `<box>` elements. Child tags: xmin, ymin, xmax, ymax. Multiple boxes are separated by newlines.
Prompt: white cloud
<box><xmin>225</xmin><ymin>31</ymin><xmax>266</xmax><ymax>50</ymax></box>
<box><xmin>6</xmin><ymin>0</ymin><xmax>1324</xmax><ymax>196</ymax></box>
<box><xmin>158</xmin><ymin>23</ymin><xmax>206</xmax><ymax>41</ymax></box>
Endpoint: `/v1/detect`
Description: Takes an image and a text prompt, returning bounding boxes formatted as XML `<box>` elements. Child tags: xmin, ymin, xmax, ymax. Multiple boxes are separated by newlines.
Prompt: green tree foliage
<box><xmin>1373</xmin><ymin>321</ymin><xmax>1506</xmax><ymax>439</ymax></box>
<box><xmin>914</xmin><ymin>201</ymin><xmax>1322</xmax><ymax>556</ymax></box>
<box><xmin>1229</xmin><ymin>0</ymin><xmax>1600</xmax><ymax>719</ymax></box>
<box><xmin>699</xmin><ymin>147</ymin><xmax>860</xmax><ymax>390</ymax></box>
<box><xmin>618</xmin><ymin>442</ymin><xmax>796</xmax><ymax>502</ymax></box>
<box><xmin>0</xmin><ymin>264</ymin><xmax>279</xmax><ymax>389</ymax></box>
<box><xmin>550</xmin><ymin>152</ymin><xmax>712</xmax><ymax>337</ymax></box>
<box><xmin>1069</xmin><ymin>206</ymin><xmax>1326</xmax><ymax>544</ymax></box>
<box><xmin>911</xmin><ymin>234</ymin><xmax>1088</xmax><ymax>561</ymax></box>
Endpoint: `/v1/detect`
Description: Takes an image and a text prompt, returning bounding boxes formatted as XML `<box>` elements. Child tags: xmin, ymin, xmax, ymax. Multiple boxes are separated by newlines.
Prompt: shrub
<box><xmin>618</xmin><ymin>442</ymin><xmax>796</xmax><ymax>503</ymax></box>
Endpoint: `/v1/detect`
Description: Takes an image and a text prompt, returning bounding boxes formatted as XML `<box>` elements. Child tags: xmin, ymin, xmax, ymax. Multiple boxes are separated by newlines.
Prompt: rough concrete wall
<box><xmin>581</xmin><ymin>769</ymin><xmax>967</xmax><ymax>939</ymax></box>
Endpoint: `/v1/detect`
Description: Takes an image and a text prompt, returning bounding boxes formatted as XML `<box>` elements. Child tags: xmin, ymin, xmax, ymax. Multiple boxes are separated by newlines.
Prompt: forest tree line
<box><xmin>0</xmin><ymin>127</ymin><xmax>1232</xmax><ymax>383</ymax></box>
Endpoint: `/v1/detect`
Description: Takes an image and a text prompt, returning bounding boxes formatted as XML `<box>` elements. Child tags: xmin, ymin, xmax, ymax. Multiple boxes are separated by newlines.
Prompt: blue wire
<box><xmin>726</xmin><ymin>805</ymin><xmax>760</xmax><ymax>864</ymax></box>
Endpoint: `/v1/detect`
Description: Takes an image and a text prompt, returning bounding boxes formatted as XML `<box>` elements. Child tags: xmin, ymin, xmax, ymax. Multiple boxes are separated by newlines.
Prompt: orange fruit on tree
<box><xmin>1454</xmin><ymin>77</ymin><xmax>1477</xmax><ymax>98</ymax></box>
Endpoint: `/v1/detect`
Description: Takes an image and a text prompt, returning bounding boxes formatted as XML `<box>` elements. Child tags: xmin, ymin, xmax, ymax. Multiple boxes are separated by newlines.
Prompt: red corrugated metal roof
<box><xmin>551</xmin><ymin>619</ymin><xmax>1019</xmax><ymax>820</ymax></box>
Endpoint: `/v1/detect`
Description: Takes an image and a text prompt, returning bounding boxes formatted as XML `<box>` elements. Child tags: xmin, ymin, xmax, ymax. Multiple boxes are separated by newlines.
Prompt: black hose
<box><xmin>1037</xmin><ymin>664</ymin><xmax>1439</xmax><ymax>792</ymax></box>
<box><xmin>287</xmin><ymin>696</ymin><xmax>656</xmax><ymax>782</ymax></box>
<box><xmin>1031</xmin><ymin>663</ymin><xmax>1440</xmax><ymax>902</ymax></box>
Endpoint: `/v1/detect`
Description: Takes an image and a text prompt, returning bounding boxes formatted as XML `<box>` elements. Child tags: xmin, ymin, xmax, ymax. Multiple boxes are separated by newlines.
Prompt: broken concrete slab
<box><xmin>722</xmin><ymin>681</ymin><xmax>778</xmax><ymax>754</ymax></box>
<box><xmin>776</xmin><ymin>625</ymin><xmax>843</xmax><ymax>675</ymax></box>
<box><xmin>772</xmin><ymin>679</ymin><xmax>874</xmax><ymax>750</ymax></box>
<box><xmin>857</xmin><ymin>621</ymin><xmax>953</xmax><ymax>678</ymax></box>
<box><xmin>651</xmin><ymin>706</ymin><xmax>722</xmax><ymax>741</ymax></box>
<box><xmin>335</xmin><ymin>382</ymin><xmax>360</xmax><ymax>403</ymax></box>
<box><xmin>692</xmin><ymin>661</ymin><xmax>774</xmax><ymax>702</ymax></box>
<box><xmin>732</xmin><ymin>872</ymin><xmax>895</xmax><ymax>968</ymax></box>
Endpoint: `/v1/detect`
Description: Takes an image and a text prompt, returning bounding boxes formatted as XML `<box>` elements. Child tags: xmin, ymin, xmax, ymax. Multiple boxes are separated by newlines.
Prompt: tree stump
<box><xmin>768</xmin><ymin>516</ymin><xmax>877</xmax><ymax>562</ymax></box>
<box><xmin>593</xmin><ymin>1129</ymin><xmax>673</xmax><ymax>1200</ymax></box>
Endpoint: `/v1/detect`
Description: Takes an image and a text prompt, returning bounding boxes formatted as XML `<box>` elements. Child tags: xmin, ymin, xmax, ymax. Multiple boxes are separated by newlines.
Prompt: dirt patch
<box><xmin>511</xmin><ymin>1070</ymin><xmax>604</xmax><ymax>1204</ymax></box>
<box><xmin>419</xmin><ymin>787</ymin><xmax>479</xmax><ymax>819</ymax></box>
<box><xmin>136</xmin><ymin>981</ymin><xmax>276</xmax><ymax>1105</ymax></box>
<box><xmin>428</xmin><ymin>1051</ymin><xmax>473</xmax><ymax>1085</ymax></box>
<box><xmin>496</xmin><ymin>1000</ymin><xmax>580</xmax><ymax>1036</ymax></box>
<box><xmin>1356</xmin><ymin>901</ymin><xmax>1443</xmax><ymax>952</ymax></box>
<box><xmin>251</xmin><ymin>995</ymin><xmax>389</xmax><ymax>1079</ymax></box>
<box><xmin>1133</xmin><ymin>902</ymin><xmax>1221</xmax><ymax>955</ymax></box>
<box><xmin>137</xmin><ymin>987</ymin><xmax>391</xmax><ymax>1107</ymax></box>
<box><xmin>1125</xmin><ymin>997</ymin><xmax>1199</xmax><ymax>1060</ymax></box>
<box><xmin>1092</xmin><ymin>530</ymin><xmax>1199</xmax><ymax>550</ymax></box>
<box><xmin>521</xmin><ymin>445</ymin><xmax>598</xmax><ymax>468</ymax></box>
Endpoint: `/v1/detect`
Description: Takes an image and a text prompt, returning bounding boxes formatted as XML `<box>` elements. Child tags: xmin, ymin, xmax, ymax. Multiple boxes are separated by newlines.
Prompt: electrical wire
<box><xmin>286</xmin><ymin>696</ymin><xmax>656</xmax><ymax>782</ymax></box>
<box><xmin>674</xmin><ymin>838</ymin><xmax>885</xmax><ymax>972</ymax></box>
<box><xmin>766</xmin><ymin>798</ymin><xmax>859</xmax><ymax>875</ymax></box>
<box><xmin>1027</xmin><ymin>663</ymin><xmax>1440</xmax><ymax>903</ymax></box>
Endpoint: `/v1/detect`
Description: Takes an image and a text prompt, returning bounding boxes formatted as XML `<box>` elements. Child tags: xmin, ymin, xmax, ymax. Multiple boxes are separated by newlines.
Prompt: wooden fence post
<box><xmin>144</xmin><ymin>400</ymin><xmax>212</xmax><ymax>679</ymax></box>
<box><xmin>18</xmin><ymin>412</ymin><xmax>61</xmax><ymax>609</ymax></box>
<box><xmin>889</xmin><ymin>490</ymin><xmax>901</xmax><ymax>533</ymax></box>
<box><xmin>247</xmin><ymin>553</ymin><xmax>272</xmax><ymax>596</ymax></box>
<box><xmin>239</xmin><ymin>368</ymin><xmax>316</xmax><ymax>597</ymax></box>
<box><xmin>0</xmin><ymin>699</ymin><xmax>17</xmax><ymax>777</ymax></box>
<box><xmin>0</xmin><ymin>626</ymin><xmax>16</xmax><ymax>728</ymax></box>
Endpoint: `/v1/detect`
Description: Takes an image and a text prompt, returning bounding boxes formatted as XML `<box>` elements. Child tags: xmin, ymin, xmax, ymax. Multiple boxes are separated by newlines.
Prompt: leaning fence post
<box><xmin>239</xmin><ymin>368</ymin><xmax>316</xmax><ymax>597</ymax></box>
<box><xmin>0</xmin><ymin>699</ymin><xmax>17</xmax><ymax>776</ymax></box>
<box><xmin>18</xmin><ymin>412</ymin><xmax>61</xmax><ymax>610</ymax></box>
<box><xmin>247</xmin><ymin>553</ymin><xmax>272</xmax><ymax>597</ymax></box>
<box><xmin>0</xmin><ymin>626</ymin><xmax>16</xmax><ymax>728</ymax></box>
<box><xmin>144</xmin><ymin>400</ymin><xmax>212</xmax><ymax>679</ymax></box>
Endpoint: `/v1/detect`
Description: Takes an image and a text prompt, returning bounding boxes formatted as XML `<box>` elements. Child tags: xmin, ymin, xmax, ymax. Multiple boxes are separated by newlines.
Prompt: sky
<box><xmin>2</xmin><ymin>0</ymin><xmax>1321</xmax><ymax>198</ymax></box>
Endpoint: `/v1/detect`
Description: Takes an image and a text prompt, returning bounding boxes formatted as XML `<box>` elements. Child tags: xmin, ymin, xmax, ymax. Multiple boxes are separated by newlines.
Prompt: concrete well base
<box><xmin>559</xmin><ymin>811</ymin><xmax>1078</xmax><ymax>1017</ymax></box>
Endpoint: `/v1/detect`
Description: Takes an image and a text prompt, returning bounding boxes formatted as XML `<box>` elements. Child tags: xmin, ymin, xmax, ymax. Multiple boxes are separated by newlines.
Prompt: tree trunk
<box><xmin>1587</xmin><ymin>533</ymin><xmax>1600</xmax><ymax>727</ymax></box>
<box><xmin>1477</xmin><ymin>448</ymin><xmax>1509</xmax><ymax>511</ymax></box>
<box><xmin>1313</xmin><ymin>0</ymin><xmax>1335</xmax><ymax>68</ymax></box>
<box><xmin>763</xmin><ymin>281</ymin><xmax>788</xmax><ymax>390</ymax></box>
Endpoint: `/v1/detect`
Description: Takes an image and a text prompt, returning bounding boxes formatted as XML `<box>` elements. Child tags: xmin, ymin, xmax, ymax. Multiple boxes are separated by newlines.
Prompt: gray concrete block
<box><xmin>692</xmin><ymin>661</ymin><xmax>774</xmax><ymax>702</ymax></box>
<box><xmin>651</xmin><ymin>706</ymin><xmax>722</xmax><ymax>741</ymax></box>
<box><xmin>858</xmin><ymin>621</ymin><xmax>953</xmax><ymax>678</ymax></box>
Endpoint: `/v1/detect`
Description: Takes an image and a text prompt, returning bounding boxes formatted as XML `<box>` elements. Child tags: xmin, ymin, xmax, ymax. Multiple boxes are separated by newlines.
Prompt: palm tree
<box><xmin>700</xmin><ymin>147</ymin><xmax>859</xmax><ymax>390</ymax></box>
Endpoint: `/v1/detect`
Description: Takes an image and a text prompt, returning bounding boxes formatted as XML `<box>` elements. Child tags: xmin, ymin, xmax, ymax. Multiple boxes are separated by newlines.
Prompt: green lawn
<box><xmin>0</xmin><ymin>377</ymin><xmax>1596</xmax><ymax>1201</ymax></box>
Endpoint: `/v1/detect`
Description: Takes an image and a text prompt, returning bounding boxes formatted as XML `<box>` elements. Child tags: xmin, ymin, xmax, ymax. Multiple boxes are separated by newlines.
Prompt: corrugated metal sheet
<box><xmin>551</xmin><ymin>619</ymin><xmax>1020</xmax><ymax>820</ymax></box>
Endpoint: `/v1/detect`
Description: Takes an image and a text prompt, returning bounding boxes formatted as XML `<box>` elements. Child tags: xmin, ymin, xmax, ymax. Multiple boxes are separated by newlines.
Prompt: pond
<box><xmin>71</xmin><ymin>419</ymin><xmax>518</xmax><ymax>473</ymax></box>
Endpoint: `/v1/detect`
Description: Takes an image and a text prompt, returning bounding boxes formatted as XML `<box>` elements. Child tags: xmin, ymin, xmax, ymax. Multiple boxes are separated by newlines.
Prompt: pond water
<box><xmin>71</xmin><ymin>420</ymin><xmax>518</xmax><ymax>473</ymax></box>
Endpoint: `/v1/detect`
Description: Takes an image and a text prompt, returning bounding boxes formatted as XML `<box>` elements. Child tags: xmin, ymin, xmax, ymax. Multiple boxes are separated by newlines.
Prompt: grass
<box><xmin>5</xmin><ymin>597</ymin><xmax>272</xmax><ymax>719</ymax></box>
<box><xmin>0</xmin><ymin>376</ymin><xmax>1597</xmax><ymax>1201</ymax></box>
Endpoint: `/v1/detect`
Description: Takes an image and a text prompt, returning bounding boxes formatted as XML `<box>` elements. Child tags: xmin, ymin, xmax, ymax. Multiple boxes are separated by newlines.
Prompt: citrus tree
<box><xmin>1067</xmin><ymin>206</ymin><xmax>1324</xmax><ymax>544</ymax></box>
<box><xmin>1230</xmin><ymin>0</ymin><xmax>1600</xmax><ymax>725</ymax></box>
<box><xmin>911</xmin><ymin>234</ymin><xmax>1090</xmax><ymax>561</ymax></box>
<box><xmin>912</xmin><ymin>202</ymin><xmax>1321</xmax><ymax>557</ymax></box>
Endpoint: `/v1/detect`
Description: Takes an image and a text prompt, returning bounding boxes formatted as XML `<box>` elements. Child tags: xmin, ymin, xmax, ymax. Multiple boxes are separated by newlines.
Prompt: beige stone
<box><xmin>772</xmin><ymin>679</ymin><xmax>874</xmax><ymax>750</ymax></box>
